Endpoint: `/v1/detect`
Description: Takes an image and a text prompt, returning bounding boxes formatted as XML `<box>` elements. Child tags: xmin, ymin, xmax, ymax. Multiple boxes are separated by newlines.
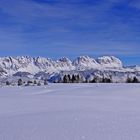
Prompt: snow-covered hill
<box><xmin>0</xmin><ymin>56</ymin><xmax>139</xmax><ymax>83</ymax></box>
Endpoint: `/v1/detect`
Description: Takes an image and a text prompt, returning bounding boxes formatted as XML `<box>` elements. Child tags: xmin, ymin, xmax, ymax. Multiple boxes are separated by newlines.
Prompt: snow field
<box><xmin>0</xmin><ymin>84</ymin><xmax>140</xmax><ymax>140</ymax></box>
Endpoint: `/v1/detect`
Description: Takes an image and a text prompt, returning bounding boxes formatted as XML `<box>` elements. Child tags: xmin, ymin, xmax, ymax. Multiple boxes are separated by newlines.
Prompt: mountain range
<box><xmin>0</xmin><ymin>56</ymin><xmax>139</xmax><ymax>84</ymax></box>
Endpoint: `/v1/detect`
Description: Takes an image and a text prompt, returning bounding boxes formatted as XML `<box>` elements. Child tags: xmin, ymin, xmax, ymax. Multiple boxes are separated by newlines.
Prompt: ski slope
<box><xmin>0</xmin><ymin>84</ymin><xmax>140</xmax><ymax>140</ymax></box>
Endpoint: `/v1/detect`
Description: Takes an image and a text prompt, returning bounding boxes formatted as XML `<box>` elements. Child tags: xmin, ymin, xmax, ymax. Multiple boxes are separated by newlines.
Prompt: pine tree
<box><xmin>76</xmin><ymin>75</ymin><xmax>80</xmax><ymax>83</ymax></box>
<box><xmin>102</xmin><ymin>78</ymin><xmax>111</xmax><ymax>83</ymax></box>
<box><xmin>132</xmin><ymin>77</ymin><xmax>139</xmax><ymax>83</ymax></box>
<box><xmin>126</xmin><ymin>77</ymin><xmax>133</xmax><ymax>83</ymax></box>
<box><xmin>37</xmin><ymin>81</ymin><xmax>41</xmax><ymax>86</ymax></box>
<box><xmin>34</xmin><ymin>80</ymin><xmax>37</xmax><ymax>85</ymax></box>
<box><xmin>26</xmin><ymin>80</ymin><xmax>33</xmax><ymax>86</ymax></box>
<box><xmin>6</xmin><ymin>81</ymin><xmax>10</xmax><ymax>86</ymax></box>
<box><xmin>90</xmin><ymin>78</ymin><xmax>96</xmax><ymax>83</ymax></box>
<box><xmin>63</xmin><ymin>75</ymin><xmax>67</xmax><ymax>83</ymax></box>
<box><xmin>68</xmin><ymin>74</ymin><xmax>71</xmax><ymax>83</ymax></box>
<box><xmin>106</xmin><ymin>78</ymin><xmax>111</xmax><ymax>83</ymax></box>
<box><xmin>44</xmin><ymin>79</ymin><xmax>48</xmax><ymax>85</ymax></box>
<box><xmin>72</xmin><ymin>74</ymin><xmax>76</xmax><ymax>83</ymax></box>
<box><xmin>18</xmin><ymin>79</ymin><xmax>22</xmax><ymax>86</ymax></box>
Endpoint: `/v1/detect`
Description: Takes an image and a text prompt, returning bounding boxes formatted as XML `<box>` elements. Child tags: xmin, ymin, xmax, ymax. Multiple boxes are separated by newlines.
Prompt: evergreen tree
<box><xmin>34</xmin><ymin>80</ymin><xmax>37</xmax><ymax>85</ymax></box>
<box><xmin>90</xmin><ymin>78</ymin><xmax>96</xmax><ymax>83</ymax></box>
<box><xmin>6</xmin><ymin>81</ymin><xmax>10</xmax><ymax>86</ymax></box>
<box><xmin>26</xmin><ymin>80</ymin><xmax>33</xmax><ymax>86</ymax></box>
<box><xmin>126</xmin><ymin>77</ymin><xmax>133</xmax><ymax>83</ymax></box>
<box><xmin>72</xmin><ymin>74</ymin><xmax>76</xmax><ymax>83</ymax></box>
<box><xmin>85</xmin><ymin>79</ymin><xmax>88</xmax><ymax>83</ymax></box>
<box><xmin>68</xmin><ymin>74</ymin><xmax>71</xmax><ymax>83</ymax></box>
<box><xmin>18</xmin><ymin>79</ymin><xmax>22</xmax><ymax>86</ymax></box>
<box><xmin>63</xmin><ymin>75</ymin><xmax>67</xmax><ymax>83</ymax></box>
<box><xmin>132</xmin><ymin>77</ymin><xmax>139</xmax><ymax>83</ymax></box>
<box><xmin>102</xmin><ymin>78</ymin><xmax>111</xmax><ymax>83</ymax></box>
<box><xmin>37</xmin><ymin>81</ymin><xmax>41</xmax><ymax>86</ymax></box>
<box><xmin>76</xmin><ymin>75</ymin><xmax>80</xmax><ymax>83</ymax></box>
<box><xmin>106</xmin><ymin>78</ymin><xmax>111</xmax><ymax>83</ymax></box>
<box><xmin>44</xmin><ymin>79</ymin><xmax>48</xmax><ymax>85</ymax></box>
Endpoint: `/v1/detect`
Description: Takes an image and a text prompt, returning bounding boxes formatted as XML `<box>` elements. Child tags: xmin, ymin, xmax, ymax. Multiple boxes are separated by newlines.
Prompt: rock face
<box><xmin>96</xmin><ymin>56</ymin><xmax>123</xmax><ymax>68</ymax></box>
<box><xmin>73</xmin><ymin>56</ymin><xmax>100</xmax><ymax>70</ymax></box>
<box><xmin>0</xmin><ymin>55</ymin><xmax>139</xmax><ymax>83</ymax></box>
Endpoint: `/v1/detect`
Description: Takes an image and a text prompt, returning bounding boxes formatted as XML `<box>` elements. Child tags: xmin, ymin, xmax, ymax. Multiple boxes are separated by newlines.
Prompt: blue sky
<box><xmin>0</xmin><ymin>0</ymin><xmax>140</xmax><ymax>65</ymax></box>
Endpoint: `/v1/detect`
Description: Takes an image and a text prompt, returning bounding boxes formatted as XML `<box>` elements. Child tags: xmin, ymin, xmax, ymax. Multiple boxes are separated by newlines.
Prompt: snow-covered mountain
<box><xmin>73</xmin><ymin>56</ymin><xmax>100</xmax><ymax>70</ymax></box>
<box><xmin>0</xmin><ymin>56</ymin><xmax>124</xmax><ymax>76</ymax></box>
<box><xmin>96</xmin><ymin>56</ymin><xmax>123</xmax><ymax>68</ymax></box>
<box><xmin>0</xmin><ymin>56</ymin><xmax>139</xmax><ymax>83</ymax></box>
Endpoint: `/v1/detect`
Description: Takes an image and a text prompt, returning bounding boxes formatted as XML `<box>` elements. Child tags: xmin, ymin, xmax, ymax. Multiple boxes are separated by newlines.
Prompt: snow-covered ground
<box><xmin>0</xmin><ymin>84</ymin><xmax>140</xmax><ymax>140</ymax></box>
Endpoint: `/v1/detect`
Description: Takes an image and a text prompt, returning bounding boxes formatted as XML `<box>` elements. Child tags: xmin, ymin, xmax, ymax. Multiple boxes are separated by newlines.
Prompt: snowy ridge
<box><xmin>0</xmin><ymin>56</ymin><xmax>139</xmax><ymax>83</ymax></box>
<box><xmin>96</xmin><ymin>56</ymin><xmax>123</xmax><ymax>68</ymax></box>
<box><xmin>0</xmin><ymin>55</ymin><xmax>124</xmax><ymax>75</ymax></box>
<box><xmin>0</xmin><ymin>56</ymin><xmax>75</xmax><ymax>76</ymax></box>
<box><xmin>73</xmin><ymin>56</ymin><xmax>100</xmax><ymax>70</ymax></box>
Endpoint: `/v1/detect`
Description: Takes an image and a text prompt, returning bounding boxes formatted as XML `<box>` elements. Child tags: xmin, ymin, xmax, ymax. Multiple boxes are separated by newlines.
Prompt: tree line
<box><xmin>4</xmin><ymin>75</ymin><xmax>140</xmax><ymax>86</ymax></box>
<box><xmin>56</xmin><ymin>74</ymin><xmax>139</xmax><ymax>83</ymax></box>
<box><xmin>5</xmin><ymin>79</ymin><xmax>48</xmax><ymax>86</ymax></box>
